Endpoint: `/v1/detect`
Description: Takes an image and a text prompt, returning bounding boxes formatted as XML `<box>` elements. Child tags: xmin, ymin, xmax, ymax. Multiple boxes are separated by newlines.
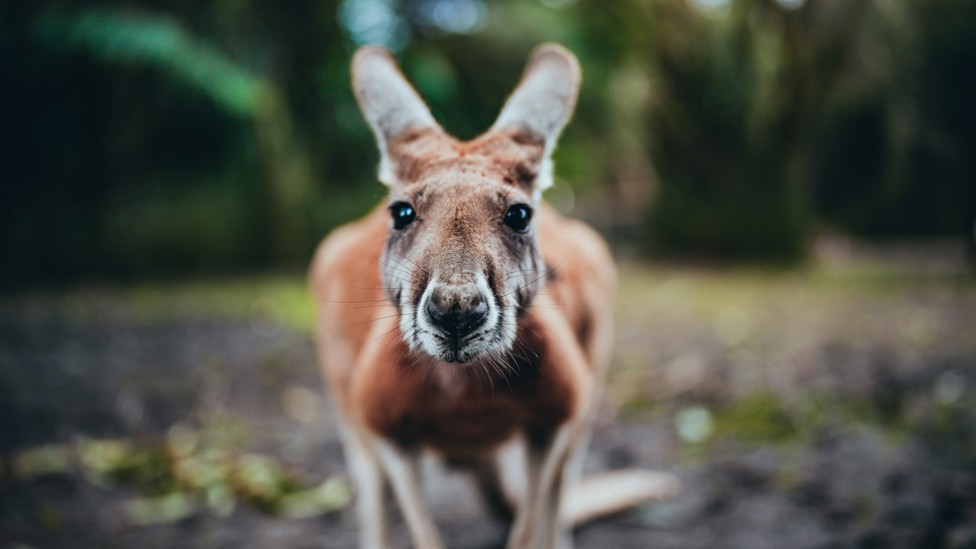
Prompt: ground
<box><xmin>1</xmin><ymin>238</ymin><xmax>975</xmax><ymax>549</ymax></box>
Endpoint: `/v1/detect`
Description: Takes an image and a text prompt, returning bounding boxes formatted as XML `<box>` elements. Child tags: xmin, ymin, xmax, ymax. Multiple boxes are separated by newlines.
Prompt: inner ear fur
<box><xmin>490</xmin><ymin>44</ymin><xmax>582</xmax><ymax>193</ymax></box>
<box><xmin>351</xmin><ymin>46</ymin><xmax>442</xmax><ymax>186</ymax></box>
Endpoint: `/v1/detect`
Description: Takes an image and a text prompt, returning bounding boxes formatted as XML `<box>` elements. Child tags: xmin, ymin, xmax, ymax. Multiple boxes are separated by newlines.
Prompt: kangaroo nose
<box><xmin>425</xmin><ymin>286</ymin><xmax>488</xmax><ymax>339</ymax></box>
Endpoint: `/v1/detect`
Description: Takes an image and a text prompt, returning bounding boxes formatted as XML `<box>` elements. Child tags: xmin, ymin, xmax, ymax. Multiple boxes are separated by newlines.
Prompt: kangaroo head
<box><xmin>352</xmin><ymin>44</ymin><xmax>580</xmax><ymax>363</ymax></box>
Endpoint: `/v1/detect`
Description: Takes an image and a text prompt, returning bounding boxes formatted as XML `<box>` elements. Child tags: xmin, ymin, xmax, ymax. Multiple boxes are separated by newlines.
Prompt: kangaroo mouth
<box><xmin>408</xmin><ymin>276</ymin><xmax>512</xmax><ymax>364</ymax></box>
<box><xmin>417</xmin><ymin>307</ymin><xmax>502</xmax><ymax>364</ymax></box>
<box><xmin>428</xmin><ymin>329</ymin><xmax>495</xmax><ymax>363</ymax></box>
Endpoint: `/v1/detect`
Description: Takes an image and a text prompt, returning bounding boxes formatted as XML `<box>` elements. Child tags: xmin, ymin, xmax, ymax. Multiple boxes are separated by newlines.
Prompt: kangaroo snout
<box><xmin>424</xmin><ymin>284</ymin><xmax>489</xmax><ymax>339</ymax></box>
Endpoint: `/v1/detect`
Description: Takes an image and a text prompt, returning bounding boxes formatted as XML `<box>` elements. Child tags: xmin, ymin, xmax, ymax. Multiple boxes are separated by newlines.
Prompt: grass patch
<box><xmin>712</xmin><ymin>394</ymin><xmax>800</xmax><ymax>445</ymax></box>
<box><xmin>57</xmin><ymin>275</ymin><xmax>315</xmax><ymax>332</ymax></box>
<box><xmin>6</xmin><ymin>426</ymin><xmax>352</xmax><ymax>524</ymax></box>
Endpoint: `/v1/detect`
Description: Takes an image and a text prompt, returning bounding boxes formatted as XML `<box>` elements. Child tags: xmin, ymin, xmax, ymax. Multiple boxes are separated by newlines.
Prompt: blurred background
<box><xmin>3</xmin><ymin>0</ymin><xmax>975</xmax><ymax>283</ymax></box>
<box><xmin>2</xmin><ymin>0</ymin><xmax>975</xmax><ymax>548</ymax></box>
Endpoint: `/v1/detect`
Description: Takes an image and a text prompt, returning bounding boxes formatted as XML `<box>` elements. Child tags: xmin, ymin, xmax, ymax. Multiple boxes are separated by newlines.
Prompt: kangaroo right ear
<box><xmin>352</xmin><ymin>46</ymin><xmax>441</xmax><ymax>186</ymax></box>
<box><xmin>490</xmin><ymin>44</ymin><xmax>582</xmax><ymax>193</ymax></box>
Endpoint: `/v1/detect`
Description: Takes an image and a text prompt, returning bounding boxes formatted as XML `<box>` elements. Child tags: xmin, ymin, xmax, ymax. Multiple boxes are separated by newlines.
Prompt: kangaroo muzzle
<box><xmin>424</xmin><ymin>284</ymin><xmax>489</xmax><ymax>340</ymax></box>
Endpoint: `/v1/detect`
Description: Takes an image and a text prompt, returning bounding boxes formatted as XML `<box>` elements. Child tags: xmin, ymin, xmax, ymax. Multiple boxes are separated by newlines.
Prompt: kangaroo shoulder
<box><xmin>538</xmin><ymin>203</ymin><xmax>616</xmax><ymax>290</ymax></box>
<box><xmin>310</xmin><ymin>204</ymin><xmax>388</xmax><ymax>298</ymax></box>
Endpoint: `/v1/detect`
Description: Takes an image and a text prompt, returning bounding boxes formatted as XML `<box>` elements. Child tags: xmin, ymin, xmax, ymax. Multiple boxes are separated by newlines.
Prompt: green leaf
<box><xmin>34</xmin><ymin>8</ymin><xmax>269</xmax><ymax>117</ymax></box>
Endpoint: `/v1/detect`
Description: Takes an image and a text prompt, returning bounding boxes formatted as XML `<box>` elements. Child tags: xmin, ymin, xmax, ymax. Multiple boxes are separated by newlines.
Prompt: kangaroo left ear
<box><xmin>491</xmin><ymin>44</ymin><xmax>582</xmax><ymax>193</ymax></box>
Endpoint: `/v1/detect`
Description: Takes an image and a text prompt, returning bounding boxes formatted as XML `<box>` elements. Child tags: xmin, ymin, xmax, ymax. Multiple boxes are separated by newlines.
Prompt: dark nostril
<box><xmin>471</xmin><ymin>295</ymin><xmax>487</xmax><ymax>318</ymax></box>
<box><xmin>425</xmin><ymin>298</ymin><xmax>448</xmax><ymax>330</ymax></box>
<box><xmin>425</xmin><ymin>291</ymin><xmax>489</xmax><ymax>339</ymax></box>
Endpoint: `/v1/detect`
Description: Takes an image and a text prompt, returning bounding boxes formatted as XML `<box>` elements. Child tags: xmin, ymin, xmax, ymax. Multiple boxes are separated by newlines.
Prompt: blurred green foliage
<box><xmin>35</xmin><ymin>9</ymin><xmax>269</xmax><ymax>117</ymax></box>
<box><xmin>7</xmin><ymin>429</ymin><xmax>353</xmax><ymax>523</ymax></box>
<box><xmin>1</xmin><ymin>0</ymin><xmax>973</xmax><ymax>285</ymax></box>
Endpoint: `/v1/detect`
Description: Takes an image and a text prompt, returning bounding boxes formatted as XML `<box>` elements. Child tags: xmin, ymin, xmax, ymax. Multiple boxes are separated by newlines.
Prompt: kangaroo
<box><xmin>310</xmin><ymin>44</ymin><xmax>679</xmax><ymax>549</ymax></box>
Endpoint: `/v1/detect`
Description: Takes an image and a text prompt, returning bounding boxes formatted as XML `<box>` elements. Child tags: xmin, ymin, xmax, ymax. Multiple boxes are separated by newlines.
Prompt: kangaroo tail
<box><xmin>563</xmin><ymin>469</ymin><xmax>681</xmax><ymax>526</ymax></box>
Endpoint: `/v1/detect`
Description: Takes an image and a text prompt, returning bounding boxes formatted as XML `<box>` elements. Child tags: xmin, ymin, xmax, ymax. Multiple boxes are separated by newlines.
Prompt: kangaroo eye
<box><xmin>390</xmin><ymin>202</ymin><xmax>416</xmax><ymax>230</ymax></box>
<box><xmin>503</xmin><ymin>204</ymin><xmax>533</xmax><ymax>233</ymax></box>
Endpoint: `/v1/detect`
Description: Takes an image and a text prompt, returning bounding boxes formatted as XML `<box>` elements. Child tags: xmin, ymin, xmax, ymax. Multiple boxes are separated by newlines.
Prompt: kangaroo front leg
<box><xmin>373</xmin><ymin>439</ymin><xmax>445</xmax><ymax>549</ymax></box>
<box><xmin>536</xmin><ymin>427</ymin><xmax>577</xmax><ymax>549</ymax></box>
<box><xmin>506</xmin><ymin>425</ymin><xmax>575</xmax><ymax>549</ymax></box>
<box><xmin>339</xmin><ymin>425</ymin><xmax>391</xmax><ymax>549</ymax></box>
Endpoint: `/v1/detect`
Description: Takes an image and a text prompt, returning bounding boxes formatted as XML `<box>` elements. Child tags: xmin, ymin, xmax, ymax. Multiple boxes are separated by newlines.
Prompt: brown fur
<box><xmin>388</xmin><ymin>129</ymin><xmax>545</xmax><ymax>189</ymax></box>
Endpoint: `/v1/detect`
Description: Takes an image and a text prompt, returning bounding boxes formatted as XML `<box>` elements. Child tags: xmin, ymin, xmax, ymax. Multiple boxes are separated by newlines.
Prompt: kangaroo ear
<box><xmin>352</xmin><ymin>46</ymin><xmax>441</xmax><ymax>186</ymax></box>
<box><xmin>491</xmin><ymin>44</ymin><xmax>581</xmax><ymax>192</ymax></box>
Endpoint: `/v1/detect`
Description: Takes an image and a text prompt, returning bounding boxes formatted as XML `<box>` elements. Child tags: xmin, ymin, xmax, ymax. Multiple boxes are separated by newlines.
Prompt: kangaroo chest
<box><xmin>353</xmin><ymin>332</ymin><xmax>577</xmax><ymax>458</ymax></box>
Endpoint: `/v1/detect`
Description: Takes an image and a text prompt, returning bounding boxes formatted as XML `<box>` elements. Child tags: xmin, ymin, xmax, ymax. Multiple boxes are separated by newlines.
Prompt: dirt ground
<box><xmin>2</xmin><ymin>239</ymin><xmax>975</xmax><ymax>549</ymax></box>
